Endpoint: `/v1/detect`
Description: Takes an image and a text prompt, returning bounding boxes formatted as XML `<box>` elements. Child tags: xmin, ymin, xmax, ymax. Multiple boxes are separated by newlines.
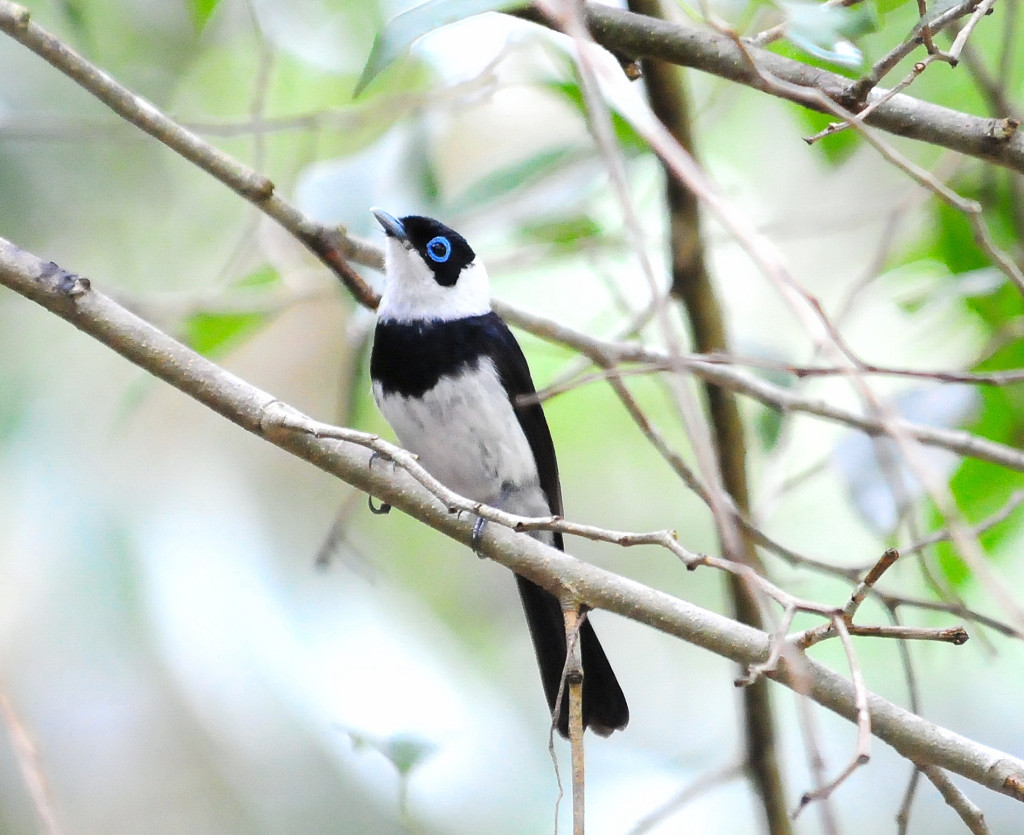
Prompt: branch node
<box><xmin>1003</xmin><ymin>774</ymin><xmax>1024</xmax><ymax>801</ymax></box>
<box><xmin>60</xmin><ymin>271</ymin><xmax>90</xmax><ymax>298</ymax></box>
<box><xmin>990</xmin><ymin>117</ymin><xmax>1020</xmax><ymax>142</ymax></box>
<box><xmin>245</xmin><ymin>175</ymin><xmax>276</xmax><ymax>201</ymax></box>
<box><xmin>5</xmin><ymin>3</ymin><xmax>30</xmax><ymax>27</ymax></box>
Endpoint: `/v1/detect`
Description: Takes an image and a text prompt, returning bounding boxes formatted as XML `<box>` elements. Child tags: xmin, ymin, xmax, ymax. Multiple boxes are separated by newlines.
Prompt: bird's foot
<box><xmin>471</xmin><ymin>515</ymin><xmax>487</xmax><ymax>557</ymax></box>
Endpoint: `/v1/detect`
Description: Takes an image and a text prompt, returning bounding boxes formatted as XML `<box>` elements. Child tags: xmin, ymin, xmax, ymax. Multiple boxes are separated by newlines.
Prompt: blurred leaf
<box><xmin>755</xmin><ymin>406</ymin><xmax>785</xmax><ymax>450</ymax></box>
<box><xmin>355</xmin><ymin>0</ymin><xmax>525</xmax><ymax>96</ymax></box>
<box><xmin>181</xmin><ymin>266</ymin><xmax>280</xmax><ymax>356</ymax></box>
<box><xmin>348</xmin><ymin>731</ymin><xmax>437</xmax><ymax>777</ymax></box>
<box><xmin>187</xmin><ymin>0</ymin><xmax>222</xmax><ymax>30</ymax></box>
<box><xmin>923</xmin><ymin>0</ymin><xmax>970</xmax><ymax>23</ymax></box>
<box><xmin>546</xmin><ymin>80</ymin><xmax>648</xmax><ymax>153</ymax></box>
<box><xmin>387</xmin><ymin>735</ymin><xmax>438</xmax><ymax>776</ymax></box>
<box><xmin>936</xmin><ymin>547</ymin><xmax>971</xmax><ymax>586</ymax></box>
<box><xmin>905</xmin><ymin>175</ymin><xmax>1022</xmax><ymax>281</ymax></box>
<box><xmin>781</xmin><ymin>1</ymin><xmax>876</xmax><ymax>68</ymax></box>
<box><xmin>235</xmin><ymin>266</ymin><xmax>279</xmax><ymax>290</ymax></box>
<box><xmin>935</xmin><ymin>201</ymin><xmax>990</xmax><ymax>275</ymax></box>
<box><xmin>939</xmin><ymin>371</ymin><xmax>1024</xmax><ymax>582</ymax></box>
<box><xmin>518</xmin><ymin>215</ymin><xmax>603</xmax><ymax>249</ymax></box>
<box><xmin>873</xmin><ymin>0</ymin><xmax>916</xmax><ymax>16</ymax></box>
<box><xmin>833</xmin><ymin>386</ymin><xmax>980</xmax><ymax>534</ymax></box>
<box><xmin>183</xmin><ymin>312</ymin><xmax>268</xmax><ymax>357</ymax></box>
<box><xmin>768</xmin><ymin>38</ymin><xmax>863</xmax><ymax>79</ymax></box>
<box><xmin>449</xmin><ymin>146</ymin><xmax>579</xmax><ymax>211</ymax></box>
<box><xmin>731</xmin><ymin>353</ymin><xmax>793</xmax><ymax>451</ymax></box>
<box><xmin>57</xmin><ymin>0</ymin><xmax>89</xmax><ymax>36</ymax></box>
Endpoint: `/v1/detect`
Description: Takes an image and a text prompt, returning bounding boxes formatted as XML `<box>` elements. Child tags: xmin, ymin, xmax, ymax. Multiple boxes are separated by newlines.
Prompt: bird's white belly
<box><xmin>373</xmin><ymin>361</ymin><xmax>540</xmax><ymax>506</ymax></box>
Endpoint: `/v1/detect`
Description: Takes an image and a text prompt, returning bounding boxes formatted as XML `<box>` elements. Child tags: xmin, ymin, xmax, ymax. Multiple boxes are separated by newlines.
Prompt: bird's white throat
<box><xmin>377</xmin><ymin>236</ymin><xmax>492</xmax><ymax>323</ymax></box>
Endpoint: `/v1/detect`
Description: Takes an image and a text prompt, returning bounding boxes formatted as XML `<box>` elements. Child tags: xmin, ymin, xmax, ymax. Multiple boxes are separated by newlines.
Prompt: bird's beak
<box><xmin>370</xmin><ymin>208</ymin><xmax>407</xmax><ymax>242</ymax></box>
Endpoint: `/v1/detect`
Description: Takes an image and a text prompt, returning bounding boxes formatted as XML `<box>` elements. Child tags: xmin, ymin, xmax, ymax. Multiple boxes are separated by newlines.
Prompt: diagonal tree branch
<box><xmin>0</xmin><ymin>0</ymin><xmax>379</xmax><ymax>308</ymax></box>
<box><xmin>2</xmin><ymin>236</ymin><xmax>1024</xmax><ymax>807</ymax></box>
<box><xmin>578</xmin><ymin>3</ymin><xmax>1024</xmax><ymax>174</ymax></box>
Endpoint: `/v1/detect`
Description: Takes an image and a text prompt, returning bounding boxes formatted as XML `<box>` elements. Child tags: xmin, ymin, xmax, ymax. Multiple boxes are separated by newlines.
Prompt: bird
<box><xmin>368</xmin><ymin>208</ymin><xmax>628</xmax><ymax>737</ymax></box>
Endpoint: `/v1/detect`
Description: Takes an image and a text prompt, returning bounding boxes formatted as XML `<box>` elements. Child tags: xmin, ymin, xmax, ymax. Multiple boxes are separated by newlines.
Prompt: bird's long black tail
<box><xmin>515</xmin><ymin>574</ymin><xmax>629</xmax><ymax>737</ymax></box>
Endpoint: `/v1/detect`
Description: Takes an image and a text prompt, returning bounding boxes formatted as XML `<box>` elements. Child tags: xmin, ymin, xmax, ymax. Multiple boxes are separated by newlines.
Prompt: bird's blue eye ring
<box><xmin>426</xmin><ymin>236</ymin><xmax>451</xmax><ymax>263</ymax></box>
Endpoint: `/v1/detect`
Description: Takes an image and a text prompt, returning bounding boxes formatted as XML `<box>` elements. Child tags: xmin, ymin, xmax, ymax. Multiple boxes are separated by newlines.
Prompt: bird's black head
<box><xmin>398</xmin><ymin>215</ymin><xmax>475</xmax><ymax>288</ymax></box>
<box><xmin>371</xmin><ymin>208</ymin><xmax>491</xmax><ymax>323</ymax></box>
<box><xmin>372</xmin><ymin>209</ymin><xmax>476</xmax><ymax>288</ymax></box>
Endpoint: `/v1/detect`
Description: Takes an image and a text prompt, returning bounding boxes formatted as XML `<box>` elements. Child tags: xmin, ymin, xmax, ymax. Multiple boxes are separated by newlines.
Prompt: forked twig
<box><xmin>794</xmin><ymin>617</ymin><xmax>872</xmax><ymax>816</ymax></box>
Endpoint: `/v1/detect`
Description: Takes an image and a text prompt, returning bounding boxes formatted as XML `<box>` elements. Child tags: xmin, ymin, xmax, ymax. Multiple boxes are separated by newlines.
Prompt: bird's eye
<box><xmin>426</xmin><ymin>236</ymin><xmax>451</xmax><ymax>263</ymax></box>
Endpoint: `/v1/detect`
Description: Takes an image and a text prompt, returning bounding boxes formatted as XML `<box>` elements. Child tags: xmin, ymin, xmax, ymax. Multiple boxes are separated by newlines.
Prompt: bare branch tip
<box><xmin>61</xmin><ymin>273</ymin><xmax>91</xmax><ymax>298</ymax></box>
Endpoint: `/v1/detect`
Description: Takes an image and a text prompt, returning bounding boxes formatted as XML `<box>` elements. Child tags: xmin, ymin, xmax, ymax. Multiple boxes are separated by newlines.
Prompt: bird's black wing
<box><xmin>479</xmin><ymin>312</ymin><xmax>628</xmax><ymax>737</ymax></box>
<box><xmin>477</xmin><ymin>312</ymin><xmax>564</xmax><ymax>537</ymax></box>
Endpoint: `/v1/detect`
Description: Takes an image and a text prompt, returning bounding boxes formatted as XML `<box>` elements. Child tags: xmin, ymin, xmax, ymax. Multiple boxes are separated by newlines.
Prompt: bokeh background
<box><xmin>2</xmin><ymin>0</ymin><xmax>1024</xmax><ymax>832</ymax></box>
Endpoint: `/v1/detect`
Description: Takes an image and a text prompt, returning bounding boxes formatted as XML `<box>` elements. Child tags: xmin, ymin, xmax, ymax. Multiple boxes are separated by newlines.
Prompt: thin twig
<box><xmin>532</xmin><ymin>352</ymin><xmax>1024</xmax><ymax>403</ymax></box>
<box><xmin>506</xmin><ymin>307</ymin><xmax>1024</xmax><ymax>631</ymax></box>
<box><xmin>794</xmin><ymin>676</ymin><xmax>842</xmax><ymax>835</ymax></box>
<box><xmin>846</xmin><ymin>548</ymin><xmax>902</xmax><ymax>616</ymax></box>
<box><xmin>796</xmin><ymin>550</ymin><xmax>972</xmax><ymax>649</ymax></box>
<box><xmin>627</xmin><ymin>761</ymin><xmax>745</xmax><ymax>834</ymax></box>
<box><xmin>919</xmin><ymin>764</ymin><xmax>990</xmax><ymax>834</ymax></box>
<box><xmin>498</xmin><ymin>302</ymin><xmax>1024</xmax><ymax>476</ymax></box>
<box><xmin>0</xmin><ymin>1</ymin><xmax>378</xmax><ymax>307</ymax></box>
<box><xmin>849</xmin><ymin>0</ymin><xmax>983</xmax><ymax>101</ymax></box>
<box><xmin>0</xmin><ymin>688</ymin><xmax>62</xmax><ymax>835</ymax></box>
<box><xmin>947</xmin><ymin>0</ymin><xmax>999</xmax><ymax>63</ymax></box>
<box><xmin>728</xmin><ymin>31</ymin><xmax>1024</xmax><ymax>299</ymax></box>
<box><xmin>794</xmin><ymin>618</ymin><xmax>871</xmax><ymax>816</ymax></box>
<box><xmin>895</xmin><ymin>490</ymin><xmax>1024</xmax><ymax>557</ymax></box>
<box><xmin>805</xmin><ymin>56</ymin><xmax>936</xmax><ymax>144</ymax></box>
<box><xmin>563</xmin><ymin>607</ymin><xmax>586</xmax><ymax>835</ymax></box>
<box><xmin>896</xmin><ymin>767</ymin><xmax>923</xmax><ymax>834</ymax></box>
<box><xmin>736</xmin><ymin>607</ymin><xmax>797</xmax><ymax>687</ymax></box>
<box><xmin>915</xmin><ymin>0</ymin><xmax>939</xmax><ymax>55</ymax></box>
<box><xmin>880</xmin><ymin>594</ymin><xmax>1018</xmax><ymax>639</ymax></box>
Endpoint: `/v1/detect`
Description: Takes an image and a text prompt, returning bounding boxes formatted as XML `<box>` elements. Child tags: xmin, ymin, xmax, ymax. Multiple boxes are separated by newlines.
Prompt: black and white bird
<box><xmin>369</xmin><ymin>208</ymin><xmax>628</xmax><ymax>737</ymax></box>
